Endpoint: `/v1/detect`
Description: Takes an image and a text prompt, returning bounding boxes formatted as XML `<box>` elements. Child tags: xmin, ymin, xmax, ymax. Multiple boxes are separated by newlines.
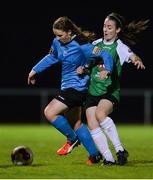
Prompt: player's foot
<box><xmin>102</xmin><ymin>159</ymin><xmax>116</xmax><ymax>166</ymax></box>
<box><xmin>116</xmin><ymin>149</ymin><xmax>129</xmax><ymax>165</ymax></box>
<box><xmin>57</xmin><ymin>139</ymin><xmax>80</xmax><ymax>155</ymax></box>
<box><xmin>87</xmin><ymin>152</ymin><xmax>103</xmax><ymax>166</ymax></box>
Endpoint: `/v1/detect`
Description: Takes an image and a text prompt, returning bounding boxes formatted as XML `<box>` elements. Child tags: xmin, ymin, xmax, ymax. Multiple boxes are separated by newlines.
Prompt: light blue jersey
<box><xmin>33</xmin><ymin>37</ymin><xmax>113</xmax><ymax>91</ymax></box>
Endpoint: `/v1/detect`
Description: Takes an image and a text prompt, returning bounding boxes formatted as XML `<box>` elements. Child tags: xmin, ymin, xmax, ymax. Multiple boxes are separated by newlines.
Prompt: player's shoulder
<box><xmin>116</xmin><ymin>39</ymin><xmax>130</xmax><ymax>49</ymax></box>
<box><xmin>116</xmin><ymin>39</ymin><xmax>126</xmax><ymax>47</ymax></box>
<box><xmin>116</xmin><ymin>39</ymin><xmax>132</xmax><ymax>52</ymax></box>
<box><xmin>50</xmin><ymin>38</ymin><xmax>59</xmax><ymax>47</ymax></box>
<box><xmin>92</xmin><ymin>38</ymin><xmax>103</xmax><ymax>45</ymax></box>
<box><xmin>53</xmin><ymin>37</ymin><xmax>58</xmax><ymax>44</ymax></box>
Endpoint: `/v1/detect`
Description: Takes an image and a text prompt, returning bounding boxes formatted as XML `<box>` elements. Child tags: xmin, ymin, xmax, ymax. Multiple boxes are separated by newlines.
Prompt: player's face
<box><xmin>53</xmin><ymin>28</ymin><xmax>72</xmax><ymax>44</ymax></box>
<box><xmin>103</xmin><ymin>18</ymin><xmax>120</xmax><ymax>42</ymax></box>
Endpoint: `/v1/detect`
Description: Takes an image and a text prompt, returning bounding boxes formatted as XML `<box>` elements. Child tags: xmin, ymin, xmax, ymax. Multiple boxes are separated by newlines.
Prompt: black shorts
<box><xmin>85</xmin><ymin>93</ymin><xmax>119</xmax><ymax>110</ymax></box>
<box><xmin>55</xmin><ymin>88</ymin><xmax>87</xmax><ymax>109</ymax></box>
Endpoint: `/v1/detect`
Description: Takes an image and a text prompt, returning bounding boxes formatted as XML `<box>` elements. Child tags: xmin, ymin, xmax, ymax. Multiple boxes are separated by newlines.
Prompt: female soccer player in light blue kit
<box><xmin>27</xmin><ymin>16</ymin><xmax>113</xmax><ymax>165</ymax></box>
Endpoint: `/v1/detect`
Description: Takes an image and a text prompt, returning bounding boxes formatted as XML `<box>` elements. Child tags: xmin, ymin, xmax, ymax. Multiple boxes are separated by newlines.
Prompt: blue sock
<box><xmin>51</xmin><ymin>115</ymin><xmax>78</xmax><ymax>142</ymax></box>
<box><xmin>75</xmin><ymin>124</ymin><xmax>99</xmax><ymax>156</ymax></box>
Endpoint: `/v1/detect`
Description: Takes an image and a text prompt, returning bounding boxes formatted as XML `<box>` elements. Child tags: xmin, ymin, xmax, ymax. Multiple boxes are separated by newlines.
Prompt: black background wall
<box><xmin>0</xmin><ymin>0</ymin><xmax>152</xmax><ymax>123</ymax></box>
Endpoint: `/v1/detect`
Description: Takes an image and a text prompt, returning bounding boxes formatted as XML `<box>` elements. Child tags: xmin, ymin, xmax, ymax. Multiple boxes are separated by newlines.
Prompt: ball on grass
<box><xmin>11</xmin><ymin>146</ymin><xmax>33</xmax><ymax>166</ymax></box>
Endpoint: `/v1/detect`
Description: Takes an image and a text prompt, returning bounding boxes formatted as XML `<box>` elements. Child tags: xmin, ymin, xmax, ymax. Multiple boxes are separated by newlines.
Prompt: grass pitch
<box><xmin>0</xmin><ymin>124</ymin><xmax>153</xmax><ymax>179</ymax></box>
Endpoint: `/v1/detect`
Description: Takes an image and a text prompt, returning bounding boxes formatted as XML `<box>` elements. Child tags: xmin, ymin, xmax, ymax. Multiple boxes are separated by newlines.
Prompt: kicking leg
<box><xmin>44</xmin><ymin>99</ymin><xmax>79</xmax><ymax>155</ymax></box>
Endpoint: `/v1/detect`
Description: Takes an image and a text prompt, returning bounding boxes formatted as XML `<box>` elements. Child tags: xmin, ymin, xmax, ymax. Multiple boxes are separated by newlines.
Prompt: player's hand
<box><xmin>99</xmin><ymin>69</ymin><xmax>109</xmax><ymax>80</ymax></box>
<box><xmin>76</xmin><ymin>66</ymin><xmax>84</xmax><ymax>74</ymax></box>
<box><xmin>134</xmin><ymin>60</ymin><xmax>145</xmax><ymax>69</ymax></box>
<box><xmin>27</xmin><ymin>70</ymin><xmax>37</xmax><ymax>85</ymax></box>
<box><xmin>130</xmin><ymin>55</ymin><xmax>145</xmax><ymax>70</ymax></box>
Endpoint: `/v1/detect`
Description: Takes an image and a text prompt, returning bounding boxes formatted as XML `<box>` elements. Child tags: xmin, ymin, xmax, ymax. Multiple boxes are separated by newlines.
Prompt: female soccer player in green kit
<box><xmin>77</xmin><ymin>12</ymin><xmax>148</xmax><ymax>165</ymax></box>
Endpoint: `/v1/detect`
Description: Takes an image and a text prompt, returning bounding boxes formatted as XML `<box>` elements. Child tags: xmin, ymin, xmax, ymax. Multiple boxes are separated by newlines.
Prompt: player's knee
<box><xmin>96</xmin><ymin>111</ymin><xmax>106</xmax><ymax>122</ymax></box>
<box><xmin>44</xmin><ymin>106</ymin><xmax>55</xmax><ymax>122</ymax></box>
<box><xmin>87</xmin><ymin>123</ymin><xmax>94</xmax><ymax>130</ymax></box>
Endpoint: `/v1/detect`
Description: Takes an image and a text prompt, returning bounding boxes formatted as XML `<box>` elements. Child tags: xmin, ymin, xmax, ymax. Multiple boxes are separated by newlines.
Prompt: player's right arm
<box><xmin>27</xmin><ymin>69</ymin><xmax>37</xmax><ymax>85</ymax></box>
<box><xmin>27</xmin><ymin>39</ymin><xmax>59</xmax><ymax>85</ymax></box>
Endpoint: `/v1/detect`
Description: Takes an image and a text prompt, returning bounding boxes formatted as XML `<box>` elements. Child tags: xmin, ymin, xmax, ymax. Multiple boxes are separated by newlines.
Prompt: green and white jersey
<box><xmin>88</xmin><ymin>38</ymin><xmax>133</xmax><ymax>102</ymax></box>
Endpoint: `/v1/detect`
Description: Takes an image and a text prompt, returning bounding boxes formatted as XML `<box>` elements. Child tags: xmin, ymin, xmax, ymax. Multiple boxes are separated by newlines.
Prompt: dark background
<box><xmin>0</xmin><ymin>0</ymin><xmax>152</xmax><ymax>123</ymax></box>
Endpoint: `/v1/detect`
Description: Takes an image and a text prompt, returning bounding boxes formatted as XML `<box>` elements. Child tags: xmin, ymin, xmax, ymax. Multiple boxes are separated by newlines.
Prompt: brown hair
<box><xmin>53</xmin><ymin>16</ymin><xmax>96</xmax><ymax>42</ymax></box>
<box><xmin>107</xmin><ymin>12</ymin><xmax>150</xmax><ymax>46</ymax></box>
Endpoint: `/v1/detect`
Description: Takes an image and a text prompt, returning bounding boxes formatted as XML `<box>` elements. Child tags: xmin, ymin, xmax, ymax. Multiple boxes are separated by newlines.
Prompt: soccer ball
<box><xmin>11</xmin><ymin>146</ymin><xmax>33</xmax><ymax>166</ymax></box>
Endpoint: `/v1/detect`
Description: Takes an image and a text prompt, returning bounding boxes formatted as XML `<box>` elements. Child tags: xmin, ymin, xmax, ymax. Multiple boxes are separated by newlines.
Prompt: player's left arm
<box><xmin>116</xmin><ymin>39</ymin><xmax>145</xmax><ymax>70</ymax></box>
<box><xmin>82</xmin><ymin>44</ymin><xmax>113</xmax><ymax>76</ymax></box>
<box><xmin>92</xmin><ymin>46</ymin><xmax>114</xmax><ymax>80</ymax></box>
<box><xmin>129</xmin><ymin>54</ymin><xmax>145</xmax><ymax>69</ymax></box>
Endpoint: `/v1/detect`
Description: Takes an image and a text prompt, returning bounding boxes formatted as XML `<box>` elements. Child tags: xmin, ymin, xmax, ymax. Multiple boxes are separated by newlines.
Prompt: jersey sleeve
<box><xmin>81</xmin><ymin>43</ymin><xmax>113</xmax><ymax>73</ymax></box>
<box><xmin>32</xmin><ymin>39</ymin><xmax>59</xmax><ymax>73</ymax></box>
<box><xmin>98</xmin><ymin>50</ymin><xmax>113</xmax><ymax>73</ymax></box>
<box><xmin>116</xmin><ymin>39</ymin><xmax>134</xmax><ymax>65</ymax></box>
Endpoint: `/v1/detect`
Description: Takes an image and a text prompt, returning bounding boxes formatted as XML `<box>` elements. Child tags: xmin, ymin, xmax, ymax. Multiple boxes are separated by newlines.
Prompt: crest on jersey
<box><xmin>48</xmin><ymin>47</ymin><xmax>53</xmax><ymax>54</ymax></box>
<box><xmin>93</xmin><ymin>46</ymin><xmax>101</xmax><ymax>55</ymax></box>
